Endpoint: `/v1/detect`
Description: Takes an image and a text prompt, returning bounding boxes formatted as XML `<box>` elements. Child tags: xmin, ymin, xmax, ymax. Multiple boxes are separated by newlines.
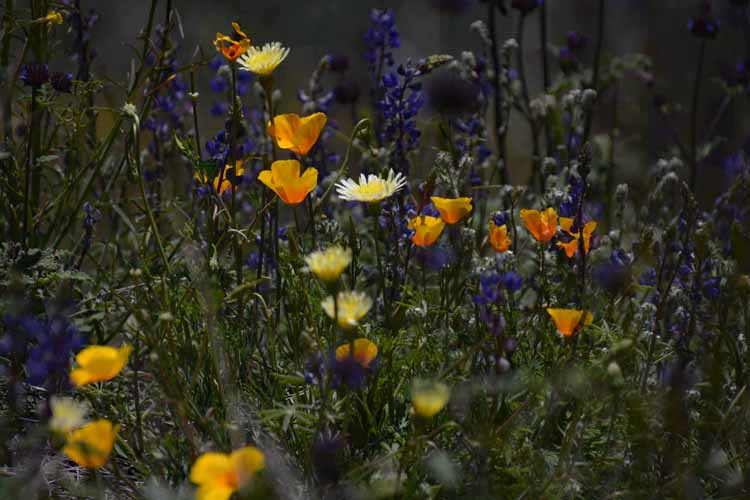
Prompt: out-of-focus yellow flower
<box><xmin>322</xmin><ymin>291</ymin><xmax>372</xmax><ymax>330</ymax></box>
<box><xmin>557</xmin><ymin>217</ymin><xmax>597</xmax><ymax>258</ymax></box>
<box><xmin>267</xmin><ymin>112</ymin><xmax>327</xmax><ymax>156</ymax></box>
<box><xmin>189</xmin><ymin>446</ymin><xmax>265</xmax><ymax>500</ymax></box>
<box><xmin>546</xmin><ymin>308</ymin><xmax>593</xmax><ymax>337</ymax></box>
<box><xmin>214</xmin><ymin>22</ymin><xmax>251</xmax><ymax>62</ymax></box>
<box><xmin>49</xmin><ymin>396</ymin><xmax>87</xmax><ymax>435</ymax></box>
<box><xmin>335</xmin><ymin>169</ymin><xmax>407</xmax><ymax>203</ymax></box>
<box><xmin>305</xmin><ymin>246</ymin><xmax>352</xmax><ymax>283</ymax></box>
<box><xmin>520</xmin><ymin>208</ymin><xmax>558</xmax><ymax>244</ymax></box>
<box><xmin>238</xmin><ymin>42</ymin><xmax>290</xmax><ymax>77</ymax></box>
<box><xmin>257</xmin><ymin>159</ymin><xmax>318</xmax><ymax>205</ymax></box>
<box><xmin>408</xmin><ymin>216</ymin><xmax>445</xmax><ymax>247</ymax></box>
<box><xmin>489</xmin><ymin>221</ymin><xmax>511</xmax><ymax>253</ymax></box>
<box><xmin>70</xmin><ymin>345</ymin><xmax>132</xmax><ymax>387</ymax></box>
<box><xmin>411</xmin><ymin>380</ymin><xmax>450</xmax><ymax>418</ymax></box>
<box><xmin>335</xmin><ymin>338</ymin><xmax>378</xmax><ymax>368</ymax></box>
<box><xmin>63</xmin><ymin>419</ymin><xmax>119</xmax><ymax>469</ymax></box>
<box><xmin>39</xmin><ymin>11</ymin><xmax>64</xmax><ymax>25</ymax></box>
<box><xmin>431</xmin><ymin>196</ymin><xmax>473</xmax><ymax>224</ymax></box>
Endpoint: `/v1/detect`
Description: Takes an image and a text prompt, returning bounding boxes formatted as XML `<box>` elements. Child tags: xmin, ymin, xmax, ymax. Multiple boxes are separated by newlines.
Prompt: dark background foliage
<box><xmin>86</xmin><ymin>0</ymin><xmax>749</xmax><ymax>199</ymax></box>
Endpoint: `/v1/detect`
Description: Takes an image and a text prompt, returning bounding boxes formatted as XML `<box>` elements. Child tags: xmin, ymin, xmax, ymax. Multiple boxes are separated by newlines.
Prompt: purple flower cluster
<box><xmin>379</xmin><ymin>62</ymin><xmax>426</xmax><ymax>173</ymax></box>
<box><xmin>364</xmin><ymin>9</ymin><xmax>401</xmax><ymax>82</ymax></box>
<box><xmin>0</xmin><ymin>310</ymin><xmax>85</xmax><ymax>389</ymax></box>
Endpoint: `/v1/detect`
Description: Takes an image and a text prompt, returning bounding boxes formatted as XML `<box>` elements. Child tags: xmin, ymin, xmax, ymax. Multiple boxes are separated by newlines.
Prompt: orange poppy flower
<box><xmin>520</xmin><ymin>208</ymin><xmax>558</xmax><ymax>243</ymax></box>
<box><xmin>489</xmin><ymin>221</ymin><xmax>511</xmax><ymax>253</ymax></box>
<box><xmin>190</xmin><ymin>446</ymin><xmax>265</xmax><ymax>500</ymax></box>
<box><xmin>213</xmin><ymin>22</ymin><xmax>251</xmax><ymax>62</ymax></box>
<box><xmin>408</xmin><ymin>216</ymin><xmax>445</xmax><ymax>247</ymax></box>
<box><xmin>335</xmin><ymin>338</ymin><xmax>378</xmax><ymax>368</ymax></box>
<box><xmin>194</xmin><ymin>161</ymin><xmax>245</xmax><ymax>195</ymax></box>
<box><xmin>557</xmin><ymin>217</ymin><xmax>597</xmax><ymax>258</ymax></box>
<box><xmin>431</xmin><ymin>196</ymin><xmax>473</xmax><ymax>224</ymax></box>
<box><xmin>257</xmin><ymin>159</ymin><xmax>318</xmax><ymax>205</ymax></box>
<box><xmin>267</xmin><ymin>112</ymin><xmax>327</xmax><ymax>157</ymax></box>
<box><xmin>546</xmin><ymin>308</ymin><xmax>593</xmax><ymax>337</ymax></box>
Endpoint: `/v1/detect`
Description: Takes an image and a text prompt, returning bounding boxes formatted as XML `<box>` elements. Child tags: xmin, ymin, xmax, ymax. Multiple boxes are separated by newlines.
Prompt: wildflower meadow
<box><xmin>2</xmin><ymin>1</ymin><xmax>750</xmax><ymax>498</ymax></box>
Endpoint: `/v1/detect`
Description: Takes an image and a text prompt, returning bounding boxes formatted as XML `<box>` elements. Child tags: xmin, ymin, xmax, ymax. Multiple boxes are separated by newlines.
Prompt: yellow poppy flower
<box><xmin>520</xmin><ymin>207</ymin><xmax>558</xmax><ymax>244</ymax></box>
<box><xmin>238</xmin><ymin>42</ymin><xmax>290</xmax><ymax>77</ymax></box>
<box><xmin>189</xmin><ymin>446</ymin><xmax>265</xmax><ymax>500</ymax></box>
<box><xmin>322</xmin><ymin>291</ymin><xmax>372</xmax><ymax>330</ymax></box>
<box><xmin>489</xmin><ymin>221</ymin><xmax>511</xmax><ymax>253</ymax></box>
<box><xmin>546</xmin><ymin>308</ymin><xmax>593</xmax><ymax>337</ymax></box>
<box><xmin>335</xmin><ymin>338</ymin><xmax>378</xmax><ymax>368</ymax></box>
<box><xmin>408</xmin><ymin>216</ymin><xmax>445</xmax><ymax>247</ymax></box>
<box><xmin>63</xmin><ymin>419</ymin><xmax>119</xmax><ymax>469</ymax></box>
<box><xmin>49</xmin><ymin>396</ymin><xmax>88</xmax><ymax>435</ymax></box>
<box><xmin>411</xmin><ymin>380</ymin><xmax>450</xmax><ymax>418</ymax></box>
<box><xmin>70</xmin><ymin>345</ymin><xmax>132</xmax><ymax>387</ymax></box>
<box><xmin>556</xmin><ymin>217</ymin><xmax>597</xmax><ymax>258</ymax></box>
<box><xmin>305</xmin><ymin>246</ymin><xmax>352</xmax><ymax>283</ymax></box>
<box><xmin>213</xmin><ymin>22</ymin><xmax>251</xmax><ymax>62</ymax></box>
<box><xmin>267</xmin><ymin>112</ymin><xmax>327</xmax><ymax>157</ymax></box>
<box><xmin>257</xmin><ymin>159</ymin><xmax>318</xmax><ymax>205</ymax></box>
<box><xmin>431</xmin><ymin>196</ymin><xmax>473</xmax><ymax>224</ymax></box>
<box><xmin>335</xmin><ymin>169</ymin><xmax>407</xmax><ymax>203</ymax></box>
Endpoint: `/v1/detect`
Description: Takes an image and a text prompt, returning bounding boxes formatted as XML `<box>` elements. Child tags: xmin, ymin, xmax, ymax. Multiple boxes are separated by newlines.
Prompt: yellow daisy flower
<box><xmin>322</xmin><ymin>291</ymin><xmax>372</xmax><ymax>330</ymax></box>
<box><xmin>49</xmin><ymin>396</ymin><xmax>88</xmax><ymax>435</ymax></box>
<box><xmin>238</xmin><ymin>42</ymin><xmax>290</xmax><ymax>77</ymax></box>
<box><xmin>305</xmin><ymin>246</ymin><xmax>352</xmax><ymax>283</ymax></box>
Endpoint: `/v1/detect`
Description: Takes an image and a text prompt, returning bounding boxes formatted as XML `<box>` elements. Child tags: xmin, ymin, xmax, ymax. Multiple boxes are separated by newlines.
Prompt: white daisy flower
<box><xmin>335</xmin><ymin>169</ymin><xmax>407</xmax><ymax>203</ymax></box>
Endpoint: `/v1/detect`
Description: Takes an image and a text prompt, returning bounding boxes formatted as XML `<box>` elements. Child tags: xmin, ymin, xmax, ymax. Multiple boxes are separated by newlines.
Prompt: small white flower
<box><xmin>49</xmin><ymin>396</ymin><xmax>88</xmax><ymax>434</ymax></box>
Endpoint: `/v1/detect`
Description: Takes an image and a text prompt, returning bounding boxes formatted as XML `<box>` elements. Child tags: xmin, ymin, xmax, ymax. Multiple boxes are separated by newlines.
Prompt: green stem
<box><xmin>134</xmin><ymin>134</ymin><xmax>171</xmax><ymax>274</ymax></box>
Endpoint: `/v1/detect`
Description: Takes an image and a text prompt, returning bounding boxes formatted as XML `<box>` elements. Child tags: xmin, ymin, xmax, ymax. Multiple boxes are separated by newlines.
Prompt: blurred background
<box><xmin>87</xmin><ymin>0</ymin><xmax>750</xmax><ymax>196</ymax></box>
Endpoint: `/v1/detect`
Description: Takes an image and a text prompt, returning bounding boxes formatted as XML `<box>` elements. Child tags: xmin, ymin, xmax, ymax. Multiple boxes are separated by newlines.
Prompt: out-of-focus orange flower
<box><xmin>213</xmin><ymin>22</ymin><xmax>251</xmax><ymax>62</ymax></box>
<box><xmin>408</xmin><ymin>216</ymin><xmax>445</xmax><ymax>247</ymax></box>
<box><xmin>489</xmin><ymin>221</ymin><xmax>511</xmax><ymax>253</ymax></box>
<box><xmin>189</xmin><ymin>446</ymin><xmax>265</xmax><ymax>500</ymax></box>
<box><xmin>63</xmin><ymin>419</ymin><xmax>119</xmax><ymax>468</ymax></box>
<box><xmin>267</xmin><ymin>112</ymin><xmax>327</xmax><ymax>157</ymax></box>
<box><xmin>257</xmin><ymin>159</ymin><xmax>318</xmax><ymax>205</ymax></box>
<box><xmin>546</xmin><ymin>308</ymin><xmax>593</xmax><ymax>337</ymax></box>
<box><xmin>70</xmin><ymin>345</ymin><xmax>132</xmax><ymax>387</ymax></box>
<box><xmin>520</xmin><ymin>208</ymin><xmax>558</xmax><ymax>243</ymax></box>
<box><xmin>557</xmin><ymin>217</ymin><xmax>597</xmax><ymax>258</ymax></box>
<box><xmin>431</xmin><ymin>196</ymin><xmax>473</xmax><ymax>224</ymax></box>
<box><xmin>335</xmin><ymin>338</ymin><xmax>378</xmax><ymax>368</ymax></box>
